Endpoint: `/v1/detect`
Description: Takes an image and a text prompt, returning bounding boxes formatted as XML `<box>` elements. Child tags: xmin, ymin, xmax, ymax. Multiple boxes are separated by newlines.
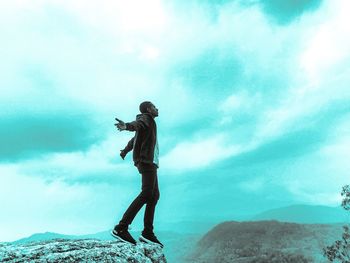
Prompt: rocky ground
<box><xmin>0</xmin><ymin>238</ymin><xmax>167</xmax><ymax>263</ymax></box>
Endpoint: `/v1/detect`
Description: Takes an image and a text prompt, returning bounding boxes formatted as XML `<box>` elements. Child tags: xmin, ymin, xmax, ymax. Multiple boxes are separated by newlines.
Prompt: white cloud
<box><xmin>53</xmin><ymin>0</ymin><xmax>168</xmax><ymax>35</ymax></box>
<box><xmin>286</xmin><ymin>183</ymin><xmax>342</xmax><ymax>206</ymax></box>
<box><xmin>219</xmin><ymin>91</ymin><xmax>249</xmax><ymax>113</ymax></box>
<box><xmin>300</xmin><ymin>0</ymin><xmax>350</xmax><ymax>83</ymax></box>
<box><xmin>1</xmin><ymin>0</ymin><xmax>350</xmax><ymax>241</ymax></box>
<box><xmin>139</xmin><ymin>44</ymin><xmax>161</xmax><ymax>61</ymax></box>
<box><xmin>0</xmin><ymin>0</ymin><xmax>168</xmax><ymax>117</ymax></box>
<box><xmin>279</xmin><ymin>119</ymin><xmax>350</xmax><ymax>206</ymax></box>
<box><xmin>15</xmin><ymin>132</ymin><xmax>137</xmax><ymax>182</ymax></box>
<box><xmin>0</xmin><ymin>165</ymin><xmax>91</xmax><ymax>241</ymax></box>
<box><xmin>0</xmin><ymin>156</ymin><xmax>141</xmax><ymax>242</ymax></box>
<box><xmin>317</xmin><ymin>114</ymin><xmax>350</xmax><ymax>176</ymax></box>
<box><xmin>239</xmin><ymin>177</ymin><xmax>266</xmax><ymax>192</ymax></box>
<box><xmin>218</xmin><ymin>90</ymin><xmax>263</xmax><ymax>125</ymax></box>
<box><xmin>210</xmin><ymin>0</ymin><xmax>350</xmax><ymax>153</ymax></box>
<box><xmin>161</xmin><ymin>133</ymin><xmax>241</xmax><ymax>171</ymax></box>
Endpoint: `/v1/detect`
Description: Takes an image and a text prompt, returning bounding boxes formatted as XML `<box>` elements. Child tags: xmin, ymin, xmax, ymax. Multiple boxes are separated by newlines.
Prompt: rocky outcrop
<box><xmin>0</xmin><ymin>238</ymin><xmax>167</xmax><ymax>263</ymax></box>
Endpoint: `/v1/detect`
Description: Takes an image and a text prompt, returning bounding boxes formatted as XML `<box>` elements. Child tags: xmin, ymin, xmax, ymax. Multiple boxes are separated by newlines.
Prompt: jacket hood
<box><xmin>136</xmin><ymin>113</ymin><xmax>154</xmax><ymax>119</ymax></box>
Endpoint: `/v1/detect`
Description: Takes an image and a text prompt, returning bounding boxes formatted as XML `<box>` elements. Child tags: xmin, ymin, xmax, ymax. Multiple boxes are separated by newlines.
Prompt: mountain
<box><xmin>0</xmin><ymin>239</ymin><xmax>166</xmax><ymax>263</ymax></box>
<box><xmin>12</xmin><ymin>231</ymin><xmax>77</xmax><ymax>244</ymax></box>
<box><xmin>186</xmin><ymin>220</ymin><xmax>344</xmax><ymax>263</ymax></box>
<box><xmin>251</xmin><ymin>205</ymin><xmax>348</xmax><ymax>224</ymax></box>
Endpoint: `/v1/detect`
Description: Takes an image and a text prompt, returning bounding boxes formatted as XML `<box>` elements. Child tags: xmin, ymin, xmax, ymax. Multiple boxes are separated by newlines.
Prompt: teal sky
<box><xmin>1</xmin><ymin>0</ymin><xmax>350</xmax><ymax>242</ymax></box>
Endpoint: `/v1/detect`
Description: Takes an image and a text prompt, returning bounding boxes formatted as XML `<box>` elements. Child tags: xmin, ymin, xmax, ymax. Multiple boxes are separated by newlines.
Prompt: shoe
<box><xmin>139</xmin><ymin>232</ymin><xmax>164</xmax><ymax>248</ymax></box>
<box><xmin>111</xmin><ymin>226</ymin><xmax>136</xmax><ymax>245</ymax></box>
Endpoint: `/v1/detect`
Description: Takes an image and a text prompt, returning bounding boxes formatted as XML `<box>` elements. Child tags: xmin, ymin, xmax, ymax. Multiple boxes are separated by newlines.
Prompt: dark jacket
<box><xmin>122</xmin><ymin>113</ymin><xmax>157</xmax><ymax>167</ymax></box>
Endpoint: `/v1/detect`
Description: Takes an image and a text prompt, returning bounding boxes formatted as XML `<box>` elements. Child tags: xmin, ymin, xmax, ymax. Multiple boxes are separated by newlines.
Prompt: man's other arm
<box><xmin>124</xmin><ymin>137</ymin><xmax>134</xmax><ymax>153</ymax></box>
<box><xmin>120</xmin><ymin>137</ymin><xmax>134</xmax><ymax>160</ymax></box>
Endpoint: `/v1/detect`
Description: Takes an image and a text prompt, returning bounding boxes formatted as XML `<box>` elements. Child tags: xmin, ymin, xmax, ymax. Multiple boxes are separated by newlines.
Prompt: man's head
<box><xmin>139</xmin><ymin>101</ymin><xmax>158</xmax><ymax>118</ymax></box>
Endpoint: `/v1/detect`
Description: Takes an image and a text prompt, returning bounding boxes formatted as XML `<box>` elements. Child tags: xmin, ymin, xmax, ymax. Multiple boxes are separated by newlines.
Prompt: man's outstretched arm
<box><xmin>115</xmin><ymin>116</ymin><xmax>149</xmax><ymax>132</ymax></box>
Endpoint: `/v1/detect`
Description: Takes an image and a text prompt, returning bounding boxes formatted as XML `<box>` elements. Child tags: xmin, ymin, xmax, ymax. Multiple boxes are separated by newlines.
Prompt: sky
<box><xmin>1</xmin><ymin>0</ymin><xmax>350</xmax><ymax>242</ymax></box>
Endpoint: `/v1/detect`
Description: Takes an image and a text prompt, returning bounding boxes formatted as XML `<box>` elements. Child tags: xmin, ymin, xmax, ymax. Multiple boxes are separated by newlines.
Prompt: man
<box><xmin>111</xmin><ymin>101</ymin><xmax>163</xmax><ymax>248</ymax></box>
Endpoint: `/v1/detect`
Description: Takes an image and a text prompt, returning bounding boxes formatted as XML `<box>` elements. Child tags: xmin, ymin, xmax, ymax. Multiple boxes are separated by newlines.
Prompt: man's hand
<box><xmin>120</xmin><ymin>150</ymin><xmax>127</xmax><ymax>160</ymax></box>
<box><xmin>115</xmin><ymin>118</ymin><xmax>126</xmax><ymax>131</ymax></box>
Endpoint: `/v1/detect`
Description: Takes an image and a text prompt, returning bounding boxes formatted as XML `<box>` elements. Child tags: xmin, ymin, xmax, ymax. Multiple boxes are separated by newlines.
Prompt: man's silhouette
<box><xmin>111</xmin><ymin>101</ymin><xmax>163</xmax><ymax>247</ymax></box>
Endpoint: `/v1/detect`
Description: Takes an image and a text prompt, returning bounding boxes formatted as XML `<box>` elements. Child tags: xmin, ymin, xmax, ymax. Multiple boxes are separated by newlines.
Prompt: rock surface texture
<box><xmin>0</xmin><ymin>238</ymin><xmax>167</xmax><ymax>263</ymax></box>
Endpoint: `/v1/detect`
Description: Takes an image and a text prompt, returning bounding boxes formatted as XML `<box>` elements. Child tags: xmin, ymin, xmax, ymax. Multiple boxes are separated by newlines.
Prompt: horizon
<box><xmin>1</xmin><ymin>0</ymin><xmax>350</xmax><ymax>242</ymax></box>
<box><xmin>9</xmin><ymin>202</ymin><xmax>350</xmax><ymax>243</ymax></box>
<box><xmin>5</xmin><ymin>203</ymin><xmax>349</xmax><ymax>243</ymax></box>
<box><xmin>9</xmin><ymin>202</ymin><xmax>349</xmax><ymax>243</ymax></box>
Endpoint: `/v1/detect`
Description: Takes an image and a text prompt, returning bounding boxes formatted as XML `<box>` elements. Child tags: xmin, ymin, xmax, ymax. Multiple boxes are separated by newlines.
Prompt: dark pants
<box><xmin>118</xmin><ymin>163</ymin><xmax>160</xmax><ymax>234</ymax></box>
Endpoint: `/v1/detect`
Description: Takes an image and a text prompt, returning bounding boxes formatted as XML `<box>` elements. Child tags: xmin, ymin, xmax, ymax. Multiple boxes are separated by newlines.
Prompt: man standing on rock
<box><xmin>112</xmin><ymin>101</ymin><xmax>163</xmax><ymax>248</ymax></box>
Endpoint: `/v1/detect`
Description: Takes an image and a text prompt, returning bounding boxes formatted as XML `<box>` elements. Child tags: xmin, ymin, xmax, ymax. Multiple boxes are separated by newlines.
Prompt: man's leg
<box><xmin>117</xmin><ymin>164</ymin><xmax>157</xmax><ymax>229</ymax></box>
<box><xmin>143</xmin><ymin>172</ymin><xmax>160</xmax><ymax>234</ymax></box>
<box><xmin>139</xmin><ymin>170</ymin><xmax>163</xmax><ymax>247</ymax></box>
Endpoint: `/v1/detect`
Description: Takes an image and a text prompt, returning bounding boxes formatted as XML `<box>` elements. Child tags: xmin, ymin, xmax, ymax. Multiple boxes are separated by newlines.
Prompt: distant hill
<box><xmin>251</xmin><ymin>205</ymin><xmax>349</xmax><ymax>224</ymax></box>
<box><xmin>12</xmin><ymin>230</ymin><xmax>140</xmax><ymax>244</ymax></box>
<box><xmin>186</xmin><ymin>220</ymin><xmax>345</xmax><ymax>263</ymax></box>
<box><xmin>12</xmin><ymin>232</ymin><xmax>76</xmax><ymax>244</ymax></box>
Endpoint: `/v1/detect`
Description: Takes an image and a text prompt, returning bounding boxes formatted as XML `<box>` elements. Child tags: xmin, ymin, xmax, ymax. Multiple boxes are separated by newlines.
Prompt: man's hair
<box><xmin>139</xmin><ymin>101</ymin><xmax>153</xmax><ymax>113</ymax></box>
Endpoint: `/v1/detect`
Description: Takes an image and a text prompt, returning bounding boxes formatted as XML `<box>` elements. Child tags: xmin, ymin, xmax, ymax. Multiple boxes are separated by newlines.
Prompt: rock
<box><xmin>0</xmin><ymin>238</ymin><xmax>167</xmax><ymax>263</ymax></box>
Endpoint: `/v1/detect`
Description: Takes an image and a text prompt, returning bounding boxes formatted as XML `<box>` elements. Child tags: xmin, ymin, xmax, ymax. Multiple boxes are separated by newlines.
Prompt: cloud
<box><xmin>12</xmin><ymin>132</ymin><xmax>141</xmax><ymax>184</ymax></box>
<box><xmin>280</xmin><ymin>146</ymin><xmax>347</xmax><ymax>206</ymax></box>
<box><xmin>224</xmin><ymin>128</ymin><xmax>326</xmax><ymax>168</ymax></box>
<box><xmin>317</xmin><ymin>113</ymin><xmax>350</xmax><ymax>177</ymax></box>
<box><xmin>218</xmin><ymin>90</ymin><xmax>263</xmax><ymax>126</ymax></box>
<box><xmin>161</xmin><ymin>133</ymin><xmax>240</xmax><ymax>171</ymax></box>
<box><xmin>0</xmin><ymin>0</ymin><xmax>168</xmax><ymax>119</ymax></box>
<box><xmin>0</xmin><ymin>0</ymin><xmax>349</xmax><ymax>241</ymax></box>
<box><xmin>0</xmin><ymin>113</ymin><xmax>102</xmax><ymax>162</ymax></box>
<box><xmin>0</xmin><ymin>165</ymin><xmax>101</xmax><ymax>242</ymax></box>
<box><xmin>174</xmin><ymin>48</ymin><xmax>242</xmax><ymax>96</ymax></box>
<box><xmin>256</xmin><ymin>0</ymin><xmax>323</xmax><ymax>25</ymax></box>
<box><xmin>299</xmin><ymin>0</ymin><xmax>350</xmax><ymax>83</ymax></box>
<box><xmin>155</xmin><ymin>0</ymin><xmax>349</xmax><ymax>181</ymax></box>
<box><xmin>238</xmin><ymin>176</ymin><xmax>266</xmax><ymax>192</ymax></box>
<box><xmin>216</xmin><ymin>111</ymin><xmax>350</xmax><ymax>207</ymax></box>
<box><xmin>171</xmin><ymin>0</ymin><xmax>324</xmax><ymax>26</ymax></box>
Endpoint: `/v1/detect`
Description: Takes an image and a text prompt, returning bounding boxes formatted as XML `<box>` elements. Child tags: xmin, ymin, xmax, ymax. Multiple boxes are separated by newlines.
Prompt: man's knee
<box><xmin>151</xmin><ymin>190</ymin><xmax>160</xmax><ymax>203</ymax></box>
<box><xmin>139</xmin><ymin>189</ymin><xmax>153</xmax><ymax>201</ymax></box>
<box><xmin>139</xmin><ymin>189</ymin><xmax>159</xmax><ymax>203</ymax></box>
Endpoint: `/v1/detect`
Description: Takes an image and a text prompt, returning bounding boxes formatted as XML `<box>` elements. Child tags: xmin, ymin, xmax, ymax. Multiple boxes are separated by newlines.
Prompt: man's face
<box><xmin>148</xmin><ymin>103</ymin><xmax>159</xmax><ymax>117</ymax></box>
